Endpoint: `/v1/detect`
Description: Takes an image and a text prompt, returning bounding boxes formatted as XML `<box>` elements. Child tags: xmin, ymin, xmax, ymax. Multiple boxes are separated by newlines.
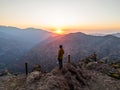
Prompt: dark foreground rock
<box><xmin>0</xmin><ymin>61</ymin><xmax>120</xmax><ymax>90</ymax></box>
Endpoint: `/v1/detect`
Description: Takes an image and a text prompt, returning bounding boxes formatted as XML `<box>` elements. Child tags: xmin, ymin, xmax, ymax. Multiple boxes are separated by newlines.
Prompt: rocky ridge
<box><xmin>0</xmin><ymin>60</ymin><xmax>120</xmax><ymax>90</ymax></box>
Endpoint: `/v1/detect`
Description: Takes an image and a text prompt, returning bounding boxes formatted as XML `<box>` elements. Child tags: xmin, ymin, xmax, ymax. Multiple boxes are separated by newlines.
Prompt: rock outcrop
<box><xmin>1</xmin><ymin>61</ymin><xmax>120</xmax><ymax>90</ymax></box>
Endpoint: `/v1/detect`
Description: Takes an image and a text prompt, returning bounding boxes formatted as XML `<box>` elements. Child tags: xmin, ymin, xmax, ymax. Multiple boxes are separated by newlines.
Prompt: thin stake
<box><xmin>25</xmin><ymin>62</ymin><xmax>28</xmax><ymax>76</ymax></box>
<box><xmin>68</xmin><ymin>55</ymin><xmax>71</xmax><ymax>63</ymax></box>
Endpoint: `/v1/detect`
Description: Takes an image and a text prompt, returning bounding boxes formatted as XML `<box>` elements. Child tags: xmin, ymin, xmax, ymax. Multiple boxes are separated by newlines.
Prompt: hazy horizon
<box><xmin>0</xmin><ymin>25</ymin><xmax>120</xmax><ymax>35</ymax></box>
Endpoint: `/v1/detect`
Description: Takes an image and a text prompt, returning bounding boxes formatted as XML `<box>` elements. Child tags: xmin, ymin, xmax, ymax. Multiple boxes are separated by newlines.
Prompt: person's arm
<box><xmin>58</xmin><ymin>50</ymin><xmax>60</xmax><ymax>59</ymax></box>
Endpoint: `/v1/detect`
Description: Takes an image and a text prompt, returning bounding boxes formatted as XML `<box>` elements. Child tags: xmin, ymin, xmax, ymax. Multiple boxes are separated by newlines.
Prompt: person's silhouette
<box><xmin>57</xmin><ymin>45</ymin><xmax>64</xmax><ymax>69</ymax></box>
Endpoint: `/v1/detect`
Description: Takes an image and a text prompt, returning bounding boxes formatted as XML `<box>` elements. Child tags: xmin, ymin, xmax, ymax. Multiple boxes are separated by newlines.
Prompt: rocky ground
<box><xmin>0</xmin><ymin>60</ymin><xmax>120</xmax><ymax>90</ymax></box>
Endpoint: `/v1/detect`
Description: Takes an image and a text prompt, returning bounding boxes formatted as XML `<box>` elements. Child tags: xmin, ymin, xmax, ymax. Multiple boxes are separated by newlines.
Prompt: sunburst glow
<box><xmin>55</xmin><ymin>29</ymin><xmax>64</xmax><ymax>34</ymax></box>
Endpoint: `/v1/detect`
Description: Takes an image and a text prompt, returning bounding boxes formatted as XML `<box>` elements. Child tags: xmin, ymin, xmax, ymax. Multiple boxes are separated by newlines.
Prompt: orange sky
<box><xmin>0</xmin><ymin>0</ymin><xmax>120</xmax><ymax>34</ymax></box>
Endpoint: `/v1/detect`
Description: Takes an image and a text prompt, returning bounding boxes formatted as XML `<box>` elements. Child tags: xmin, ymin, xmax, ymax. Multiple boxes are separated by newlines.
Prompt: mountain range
<box><xmin>0</xmin><ymin>26</ymin><xmax>54</xmax><ymax>72</ymax></box>
<box><xmin>21</xmin><ymin>32</ymin><xmax>120</xmax><ymax>71</ymax></box>
<box><xmin>0</xmin><ymin>26</ymin><xmax>120</xmax><ymax>72</ymax></box>
<box><xmin>111</xmin><ymin>33</ymin><xmax>120</xmax><ymax>38</ymax></box>
<box><xmin>0</xmin><ymin>26</ymin><xmax>54</xmax><ymax>44</ymax></box>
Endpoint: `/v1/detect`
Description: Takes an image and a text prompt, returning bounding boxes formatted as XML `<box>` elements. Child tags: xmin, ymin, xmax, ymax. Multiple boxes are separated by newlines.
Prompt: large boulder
<box><xmin>26</xmin><ymin>71</ymin><xmax>42</xmax><ymax>84</ymax></box>
<box><xmin>86</xmin><ymin>62</ymin><xmax>112</xmax><ymax>74</ymax></box>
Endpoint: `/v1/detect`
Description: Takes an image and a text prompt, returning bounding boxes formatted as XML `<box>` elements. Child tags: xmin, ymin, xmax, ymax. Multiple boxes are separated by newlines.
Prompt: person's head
<box><xmin>59</xmin><ymin>45</ymin><xmax>63</xmax><ymax>48</ymax></box>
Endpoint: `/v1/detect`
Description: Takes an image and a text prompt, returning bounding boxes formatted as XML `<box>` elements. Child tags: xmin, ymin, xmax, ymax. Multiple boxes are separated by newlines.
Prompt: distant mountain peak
<box><xmin>111</xmin><ymin>33</ymin><xmax>120</xmax><ymax>38</ymax></box>
<box><xmin>0</xmin><ymin>25</ymin><xmax>20</xmax><ymax>30</ymax></box>
<box><xmin>66</xmin><ymin>32</ymin><xmax>88</xmax><ymax>38</ymax></box>
<box><xmin>68</xmin><ymin>32</ymin><xmax>86</xmax><ymax>35</ymax></box>
<box><xmin>104</xmin><ymin>35</ymin><xmax>118</xmax><ymax>39</ymax></box>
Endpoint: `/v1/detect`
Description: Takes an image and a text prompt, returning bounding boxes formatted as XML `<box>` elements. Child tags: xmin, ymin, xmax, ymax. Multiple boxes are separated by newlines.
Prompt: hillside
<box><xmin>0</xmin><ymin>34</ymin><xmax>31</xmax><ymax>72</ymax></box>
<box><xmin>22</xmin><ymin>32</ymin><xmax>120</xmax><ymax>71</ymax></box>
<box><xmin>0</xmin><ymin>60</ymin><xmax>120</xmax><ymax>90</ymax></box>
<box><xmin>111</xmin><ymin>33</ymin><xmax>120</xmax><ymax>38</ymax></box>
<box><xmin>0</xmin><ymin>26</ymin><xmax>54</xmax><ymax>72</ymax></box>
<box><xmin>1</xmin><ymin>29</ymin><xmax>120</xmax><ymax>72</ymax></box>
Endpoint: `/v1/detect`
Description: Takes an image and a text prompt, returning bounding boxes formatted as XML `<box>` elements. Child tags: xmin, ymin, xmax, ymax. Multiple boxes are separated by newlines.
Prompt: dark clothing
<box><xmin>58</xmin><ymin>48</ymin><xmax>64</xmax><ymax>60</ymax></box>
<box><xmin>58</xmin><ymin>59</ymin><xmax>63</xmax><ymax>69</ymax></box>
<box><xmin>57</xmin><ymin>48</ymin><xmax>64</xmax><ymax>69</ymax></box>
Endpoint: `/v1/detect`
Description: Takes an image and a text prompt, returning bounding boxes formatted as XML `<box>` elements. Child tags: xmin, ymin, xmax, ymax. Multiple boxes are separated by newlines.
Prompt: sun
<box><xmin>55</xmin><ymin>29</ymin><xmax>64</xmax><ymax>34</ymax></box>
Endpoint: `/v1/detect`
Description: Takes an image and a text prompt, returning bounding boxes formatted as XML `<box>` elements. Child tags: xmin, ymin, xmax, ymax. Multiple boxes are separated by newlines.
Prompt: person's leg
<box><xmin>58</xmin><ymin>59</ymin><xmax>63</xmax><ymax>69</ymax></box>
<box><xmin>58</xmin><ymin>59</ymin><xmax>61</xmax><ymax>69</ymax></box>
<box><xmin>61</xmin><ymin>60</ymin><xmax>63</xmax><ymax>69</ymax></box>
<box><xmin>59</xmin><ymin>60</ymin><xmax>63</xmax><ymax>69</ymax></box>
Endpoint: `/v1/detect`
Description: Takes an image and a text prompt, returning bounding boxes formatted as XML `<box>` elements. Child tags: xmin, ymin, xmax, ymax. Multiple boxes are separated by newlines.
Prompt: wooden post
<box><xmin>68</xmin><ymin>55</ymin><xmax>70</xmax><ymax>63</ymax></box>
<box><xmin>25</xmin><ymin>62</ymin><xmax>28</xmax><ymax>76</ymax></box>
<box><xmin>105</xmin><ymin>59</ymin><xmax>107</xmax><ymax>64</ymax></box>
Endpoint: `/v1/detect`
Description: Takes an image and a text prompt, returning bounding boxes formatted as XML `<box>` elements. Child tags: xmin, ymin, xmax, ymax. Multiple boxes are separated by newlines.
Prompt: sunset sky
<box><xmin>0</xmin><ymin>0</ymin><xmax>120</xmax><ymax>34</ymax></box>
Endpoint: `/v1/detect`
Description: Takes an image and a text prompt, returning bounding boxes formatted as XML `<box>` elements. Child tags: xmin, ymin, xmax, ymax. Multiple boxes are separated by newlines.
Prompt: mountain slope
<box><xmin>0</xmin><ymin>26</ymin><xmax>54</xmax><ymax>72</ymax></box>
<box><xmin>0</xmin><ymin>35</ymin><xmax>32</xmax><ymax>72</ymax></box>
<box><xmin>22</xmin><ymin>32</ymin><xmax>120</xmax><ymax>71</ymax></box>
<box><xmin>111</xmin><ymin>33</ymin><xmax>120</xmax><ymax>38</ymax></box>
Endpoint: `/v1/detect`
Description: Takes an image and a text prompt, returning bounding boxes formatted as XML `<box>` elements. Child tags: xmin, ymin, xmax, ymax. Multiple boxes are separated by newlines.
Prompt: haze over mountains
<box><xmin>22</xmin><ymin>32</ymin><xmax>120</xmax><ymax>71</ymax></box>
<box><xmin>0</xmin><ymin>26</ymin><xmax>120</xmax><ymax>72</ymax></box>
<box><xmin>111</xmin><ymin>33</ymin><xmax>120</xmax><ymax>38</ymax></box>
<box><xmin>91</xmin><ymin>33</ymin><xmax>120</xmax><ymax>37</ymax></box>
<box><xmin>0</xmin><ymin>26</ymin><xmax>54</xmax><ymax>44</ymax></box>
<box><xmin>0</xmin><ymin>26</ymin><xmax>53</xmax><ymax>72</ymax></box>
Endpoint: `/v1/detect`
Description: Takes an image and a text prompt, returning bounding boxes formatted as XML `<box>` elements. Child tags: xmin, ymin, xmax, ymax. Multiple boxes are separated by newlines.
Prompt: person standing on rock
<box><xmin>58</xmin><ymin>45</ymin><xmax>64</xmax><ymax>69</ymax></box>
